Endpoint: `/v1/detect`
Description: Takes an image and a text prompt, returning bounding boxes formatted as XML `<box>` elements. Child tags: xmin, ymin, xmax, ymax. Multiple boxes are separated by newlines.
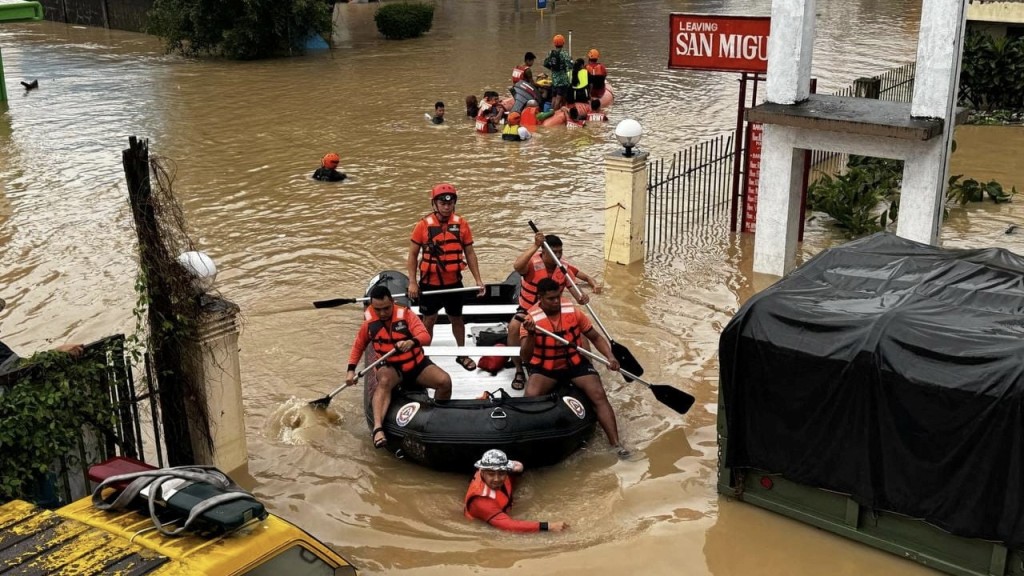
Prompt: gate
<box><xmin>646</xmin><ymin>133</ymin><xmax>734</xmax><ymax>253</ymax></box>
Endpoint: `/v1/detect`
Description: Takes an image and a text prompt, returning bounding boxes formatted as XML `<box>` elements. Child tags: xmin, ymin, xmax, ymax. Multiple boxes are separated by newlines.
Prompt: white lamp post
<box><xmin>614</xmin><ymin>119</ymin><xmax>643</xmax><ymax>158</ymax></box>
<box><xmin>178</xmin><ymin>251</ymin><xmax>218</xmax><ymax>294</ymax></box>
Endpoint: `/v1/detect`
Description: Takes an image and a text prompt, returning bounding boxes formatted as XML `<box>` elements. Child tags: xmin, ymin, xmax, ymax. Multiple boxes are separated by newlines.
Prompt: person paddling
<box><xmin>345</xmin><ymin>286</ymin><xmax>452</xmax><ymax>449</ymax></box>
<box><xmin>507</xmin><ymin>232</ymin><xmax>601</xmax><ymax>390</ymax></box>
<box><xmin>521</xmin><ymin>278</ymin><xmax>627</xmax><ymax>456</ymax></box>
<box><xmin>464</xmin><ymin>449</ymin><xmax>568</xmax><ymax>533</ymax></box>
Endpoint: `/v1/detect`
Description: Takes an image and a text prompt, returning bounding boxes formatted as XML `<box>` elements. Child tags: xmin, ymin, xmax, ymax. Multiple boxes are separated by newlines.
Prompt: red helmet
<box><xmin>431</xmin><ymin>182</ymin><xmax>458</xmax><ymax>202</ymax></box>
<box><xmin>321</xmin><ymin>152</ymin><xmax>340</xmax><ymax>168</ymax></box>
<box><xmin>553</xmin><ymin>34</ymin><xmax>565</xmax><ymax>47</ymax></box>
<box><xmin>587</xmin><ymin>48</ymin><xmax>600</xmax><ymax>60</ymax></box>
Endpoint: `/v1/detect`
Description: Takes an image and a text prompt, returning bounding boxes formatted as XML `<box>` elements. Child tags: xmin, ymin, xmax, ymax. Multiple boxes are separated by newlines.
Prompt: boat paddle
<box><xmin>309</xmin><ymin>349</ymin><xmax>396</xmax><ymax>409</ymax></box>
<box><xmin>528</xmin><ymin>220</ymin><xmax>645</xmax><ymax>380</ymax></box>
<box><xmin>533</xmin><ymin>326</ymin><xmax>695</xmax><ymax>415</ymax></box>
<box><xmin>313</xmin><ymin>286</ymin><xmax>481</xmax><ymax>309</ymax></box>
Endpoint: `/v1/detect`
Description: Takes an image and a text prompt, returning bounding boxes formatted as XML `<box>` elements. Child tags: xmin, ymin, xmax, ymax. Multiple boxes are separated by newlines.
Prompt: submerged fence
<box><xmin>809</xmin><ymin>62</ymin><xmax>916</xmax><ymax>179</ymax></box>
<box><xmin>645</xmin><ymin>133</ymin><xmax>734</xmax><ymax>253</ymax></box>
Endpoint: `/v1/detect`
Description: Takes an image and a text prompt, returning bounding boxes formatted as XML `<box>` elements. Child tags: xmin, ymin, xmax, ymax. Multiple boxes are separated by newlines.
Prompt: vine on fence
<box><xmin>0</xmin><ymin>349</ymin><xmax>117</xmax><ymax>502</ymax></box>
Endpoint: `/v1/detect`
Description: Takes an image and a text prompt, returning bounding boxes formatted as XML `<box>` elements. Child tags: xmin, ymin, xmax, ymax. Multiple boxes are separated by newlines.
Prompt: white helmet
<box><xmin>474</xmin><ymin>449</ymin><xmax>514</xmax><ymax>471</ymax></box>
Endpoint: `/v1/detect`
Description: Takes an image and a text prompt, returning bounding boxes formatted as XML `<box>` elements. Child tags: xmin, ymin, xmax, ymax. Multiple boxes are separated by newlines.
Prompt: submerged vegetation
<box><xmin>808</xmin><ymin>155</ymin><xmax>1016</xmax><ymax>238</ymax></box>
<box><xmin>148</xmin><ymin>0</ymin><xmax>332</xmax><ymax>59</ymax></box>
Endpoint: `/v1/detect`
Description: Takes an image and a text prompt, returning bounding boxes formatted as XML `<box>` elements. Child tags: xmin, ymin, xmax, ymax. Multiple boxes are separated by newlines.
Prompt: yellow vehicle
<box><xmin>0</xmin><ymin>464</ymin><xmax>358</xmax><ymax>575</ymax></box>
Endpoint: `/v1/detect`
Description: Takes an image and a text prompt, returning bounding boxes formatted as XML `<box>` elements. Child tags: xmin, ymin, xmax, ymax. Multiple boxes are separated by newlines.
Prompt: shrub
<box><xmin>0</xmin><ymin>350</ymin><xmax>116</xmax><ymax>502</ymax></box>
<box><xmin>959</xmin><ymin>30</ymin><xmax>1024</xmax><ymax>112</ymax></box>
<box><xmin>947</xmin><ymin>175</ymin><xmax>1016</xmax><ymax>205</ymax></box>
<box><xmin>808</xmin><ymin>156</ymin><xmax>903</xmax><ymax>237</ymax></box>
<box><xmin>374</xmin><ymin>2</ymin><xmax>434</xmax><ymax>40</ymax></box>
<box><xmin>147</xmin><ymin>0</ymin><xmax>332</xmax><ymax>60</ymax></box>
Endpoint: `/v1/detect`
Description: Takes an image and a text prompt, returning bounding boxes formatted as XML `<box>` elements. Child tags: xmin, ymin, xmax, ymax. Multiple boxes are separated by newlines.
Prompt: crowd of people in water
<box><xmin>312</xmin><ymin>33</ymin><xmax>609</xmax><ymax>179</ymax></box>
<box><xmin>465</xmin><ymin>34</ymin><xmax>610</xmax><ymax>140</ymax></box>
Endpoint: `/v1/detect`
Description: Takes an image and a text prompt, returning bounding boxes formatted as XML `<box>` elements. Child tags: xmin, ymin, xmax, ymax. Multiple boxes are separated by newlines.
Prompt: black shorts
<box><xmin>529</xmin><ymin>358</ymin><xmax>598</xmax><ymax>381</ymax></box>
<box><xmin>552</xmin><ymin>85</ymin><xmax>571</xmax><ymax>100</ymax></box>
<box><xmin>391</xmin><ymin>358</ymin><xmax>435</xmax><ymax>390</ymax></box>
<box><xmin>418</xmin><ymin>281</ymin><xmax>465</xmax><ymax>317</ymax></box>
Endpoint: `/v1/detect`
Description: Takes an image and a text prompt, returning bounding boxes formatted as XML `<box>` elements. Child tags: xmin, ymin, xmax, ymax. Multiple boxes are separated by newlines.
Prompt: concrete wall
<box><xmin>968</xmin><ymin>1</ymin><xmax>1024</xmax><ymax>25</ymax></box>
<box><xmin>38</xmin><ymin>0</ymin><xmax>152</xmax><ymax>33</ymax></box>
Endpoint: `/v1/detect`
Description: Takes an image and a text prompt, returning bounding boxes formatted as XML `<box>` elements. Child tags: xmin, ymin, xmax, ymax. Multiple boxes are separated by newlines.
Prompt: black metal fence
<box><xmin>809</xmin><ymin>62</ymin><xmax>916</xmax><ymax>180</ymax></box>
<box><xmin>645</xmin><ymin>133</ymin><xmax>734</xmax><ymax>253</ymax></box>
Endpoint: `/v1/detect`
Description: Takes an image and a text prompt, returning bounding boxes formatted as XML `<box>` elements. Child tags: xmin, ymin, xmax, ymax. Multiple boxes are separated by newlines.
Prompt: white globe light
<box><xmin>614</xmin><ymin>119</ymin><xmax>643</xmax><ymax>157</ymax></box>
<box><xmin>178</xmin><ymin>251</ymin><xmax>217</xmax><ymax>294</ymax></box>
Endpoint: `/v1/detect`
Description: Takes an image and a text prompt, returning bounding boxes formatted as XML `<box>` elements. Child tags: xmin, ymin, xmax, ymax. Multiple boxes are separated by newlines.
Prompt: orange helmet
<box><xmin>507</xmin><ymin>112</ymin><xmax>522</xmax><ymax>124</ymax></box>
<box><xmin>587</xmin><ymin>48</ymin><xmax>600</xmax><ymax>60</ymax></box>
<box><xmin>431</xmin><ymin>182</ymin><xmax>458</xmax><ymax>202</ymax></box>
<box><xmin>321</xmin><ymin>153</ymin><xmax>340</xmax><ymax>168</ymax></box>
<box><xmin>553</xmin><ymin>34</ymin><xmax>565</xmax><ymax>47</ymax></box>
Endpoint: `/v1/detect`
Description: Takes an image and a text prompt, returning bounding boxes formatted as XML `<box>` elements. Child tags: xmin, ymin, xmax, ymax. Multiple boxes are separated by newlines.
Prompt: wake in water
<box><xmin>264</xmin><ymin>397</ymin><xmax>342</xmax><ymax>445</ymax></box>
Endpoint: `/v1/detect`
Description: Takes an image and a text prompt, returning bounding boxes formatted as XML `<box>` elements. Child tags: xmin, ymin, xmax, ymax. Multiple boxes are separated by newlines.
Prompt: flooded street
<box><xmin>2</xmin><ymin>0</ymin><xmax>1023</xmax><ymax>573</ymax></box>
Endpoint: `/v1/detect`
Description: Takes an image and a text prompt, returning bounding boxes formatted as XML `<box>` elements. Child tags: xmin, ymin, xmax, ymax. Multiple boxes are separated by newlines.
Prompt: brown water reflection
<box><xmin>2</xmin><ymin>0</ymin><xmax>1020</xmax><ymax>574</ymax></box>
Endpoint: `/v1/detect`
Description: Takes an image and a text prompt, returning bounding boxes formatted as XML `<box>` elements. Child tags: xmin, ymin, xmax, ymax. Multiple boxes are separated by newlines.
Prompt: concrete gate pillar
<box><xmin>603</xmin><ymin>151</ymin><xmax>649</xmax><ymax>265</ymax></box>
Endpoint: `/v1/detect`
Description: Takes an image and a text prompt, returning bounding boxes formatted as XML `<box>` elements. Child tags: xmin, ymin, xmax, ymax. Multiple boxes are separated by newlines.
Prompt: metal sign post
<box><xmin>668</xmin><ymin>13</ymin><xmax>771</xmax><ymax>233</ymax></box>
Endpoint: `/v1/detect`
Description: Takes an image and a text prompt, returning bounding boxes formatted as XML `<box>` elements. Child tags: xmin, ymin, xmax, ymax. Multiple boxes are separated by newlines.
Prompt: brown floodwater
<box><xmin>1</xmin><ymin>0</ymin><xmax>1022</xmax><ymax>573</ymax></box>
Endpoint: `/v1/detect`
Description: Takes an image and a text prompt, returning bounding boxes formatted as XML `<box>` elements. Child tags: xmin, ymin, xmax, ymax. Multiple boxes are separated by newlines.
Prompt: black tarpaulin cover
<box><xmin>720</xmin><ymin>233</ymin><xmax>1024</xmax><ymax>546</ymax></box>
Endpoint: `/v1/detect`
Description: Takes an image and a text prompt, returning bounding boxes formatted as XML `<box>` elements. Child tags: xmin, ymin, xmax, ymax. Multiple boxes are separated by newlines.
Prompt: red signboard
<box><xmin>742</xmin><ymin>122</ymin><xmax>763</xmax><ymax>233</ymax></box>
<box><xmin>669</xmin><ymin>14</ymin><xmax>771</xmax><ymax>74</ymax></box>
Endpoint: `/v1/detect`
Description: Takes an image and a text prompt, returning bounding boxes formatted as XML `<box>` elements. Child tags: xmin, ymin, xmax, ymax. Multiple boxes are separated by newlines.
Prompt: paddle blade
<box><xmin>308</xmin><ymin>395</ymin><xmax>333</xmax><ymax>409</ymax></box>
<box><xmin>313</xmin><ymin>297</ymin><xmax>357</xmax><ymax>309</ymax></box>
<box><xmin>611</xmin><ymin>340</ymin><xmax>643</xmax><ymax>382</ymax></box>
<box><xmin>649</xmin><ymin>384</ymin><xmax>695</xmax><ymax>415</ymax></box>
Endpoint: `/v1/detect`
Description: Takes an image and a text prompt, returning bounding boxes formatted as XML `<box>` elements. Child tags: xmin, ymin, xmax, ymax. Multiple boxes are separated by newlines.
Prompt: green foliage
<box><xmin>0</xmin><ymin>349</ymin><xmax>116</xmax><ymax>502</ymax></box>
<box><xmin>947</xmin><ymin>175</ymin><xmax>1016</xmax><ymax>205</ymax></box>
<box><xmin>374</xmin><ymin>2</ymin><xmax>434</xmax><ymax>40</ymax></box>
<box><xmin>959</xmin><ymin>30</ymin><xmax>1024</xmax><ymax>112</ymax></box>
<box><xmin>147</xmin><ymin>0</ymin><xmax>332</xmax><ymax>59</ymax></box>
<box><xmin>807</xmin><ymin>156</ymin><xmax>904</xmax><ymax>237</ymax></box>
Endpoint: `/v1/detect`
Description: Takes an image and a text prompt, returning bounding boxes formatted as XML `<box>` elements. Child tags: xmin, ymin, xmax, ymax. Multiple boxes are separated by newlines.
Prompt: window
<box><xmin>242</xmin><ymin>545</ymin><xmax>347</xmax><ymax>576</ymax></box>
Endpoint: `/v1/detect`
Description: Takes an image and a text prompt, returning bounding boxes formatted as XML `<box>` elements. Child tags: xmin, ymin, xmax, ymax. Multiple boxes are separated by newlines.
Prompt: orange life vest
<box><xmin>518</xmin><ymin>253</ymin><xmax>572</xmax><ymax>309</ymax></box>
<box><xmin>566</xmin><ymin>118</ymin><xmax>585</xmax><ymax>129</ymax></box>
<box><xmin>521</xmin><ymin>106</ymin><xmax>538</xmax><ymax>128</ymax></box>
<box><xmin>526</xmin><ymin>301</ymin><xmax>584</xmax><ymax>371</ymax></box>
<box><xmin>364</xmin><ymin>305</ymin><xmax>425</xmax><ymax>373</ymax></box>
<box><xmin>418</xmin><ymin>213</ymin><xmax>467</xmax><ymax>285</ymax></box>
<box><xmin>511</xmin><ymin>64</ymin><xmax>528</xmax><ymax>85</ymax></box>
<box><xmin>586</xmin><ymin>62</ymin><xmax>607</xmax><ymax>96</ymax></box>
<box><xmin>587</xmin><ymin>112</ymin><xmax>607</xmax><ymax>122</ymax></box>
<box><xmin>464</xmin><ymin>471</ymin><xmax>514</xmax><ymax>520</ymax></box>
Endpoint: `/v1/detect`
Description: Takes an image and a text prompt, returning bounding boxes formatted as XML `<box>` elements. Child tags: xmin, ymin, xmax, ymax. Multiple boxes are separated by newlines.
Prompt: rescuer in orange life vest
<box><xmin>584</xmin><ymin>48</ymin><xmax>608</xmax><ymax>100</ymax></box>
<box><xmin>464</xmin><ymin>449</ymin><xmax>568</xmax><ymax>533</ymax></box>
<box><xmin>507</xmin><ymin>231</ymin><xmax>602</xmax><ymax>390</ymax></box>
<box><xmin>407</xmin><ymin>183</ymin><xmax>486</xmax><ymax>372</ymax></box>
<box><xmin>346</xmin><ymin>285</ymin><xmax>453</xmax><ymax>449</ymax></box>
<box><xmin>521</xmin><ymin>277</ymin><xmax>627</xmax><ymax>456</ymax></box>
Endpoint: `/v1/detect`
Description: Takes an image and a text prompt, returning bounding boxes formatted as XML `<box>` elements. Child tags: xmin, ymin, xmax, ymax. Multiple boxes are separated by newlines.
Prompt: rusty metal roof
<box><xmin>0</xmin><ymin>500</ymin><xmax>170</xmax><ymax>575</ymax></box>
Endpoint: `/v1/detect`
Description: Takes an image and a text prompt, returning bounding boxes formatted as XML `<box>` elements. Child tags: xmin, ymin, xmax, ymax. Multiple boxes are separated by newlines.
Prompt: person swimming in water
<box><xmin>312</xmin><ymin>153</ymin><xmax>347</xmax><ymax>182</ymax></box>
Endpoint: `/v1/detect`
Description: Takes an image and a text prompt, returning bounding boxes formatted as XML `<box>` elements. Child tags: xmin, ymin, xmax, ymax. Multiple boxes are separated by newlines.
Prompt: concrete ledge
<box><xmin>746</xmin><ymin>94</ymin><xmax>968</xmax><ymax>141</ymax></box>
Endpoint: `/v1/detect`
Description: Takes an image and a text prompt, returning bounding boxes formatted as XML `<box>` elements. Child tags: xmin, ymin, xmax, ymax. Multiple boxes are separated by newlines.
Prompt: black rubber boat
<box><xmin>360</xmin><ymin>270</ymin><xmax>597</xmax><ymax>472</ymax></box>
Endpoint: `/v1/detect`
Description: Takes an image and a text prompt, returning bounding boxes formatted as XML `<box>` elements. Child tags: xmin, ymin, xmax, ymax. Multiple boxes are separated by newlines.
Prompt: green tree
<box><xmin>148</xmin><ymin>0</ymin><xmax>332</xmax><ymax>60</ymax></box>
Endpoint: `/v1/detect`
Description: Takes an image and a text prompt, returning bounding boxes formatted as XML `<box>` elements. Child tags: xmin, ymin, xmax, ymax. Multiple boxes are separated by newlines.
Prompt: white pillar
<box><xmin>900</xmin><ymin>0</ymin><xmax>968</xmax><ymax>245</ymax></box>
<box><xmin>603</xmin><ymin>151</ymin><xmax>649</xmax><ymax>265</ymax></box>
<box><xmin>188</xmin><ymin>296</ymin><xmax>249</xmax><ymax>479</ymax></box>
<box><xmin>765</xmin><ymin>0</ymin><xmax>816</xmax><ymax>104</ymax></box>
<box><xmin>753</xmin><ymin>125</ymin><xmax>805</xmax><ymax>276</ymax></box>
<box><xmin>897</xmin><ymin>139</ymin><xmax>946</xmax><ymax>244</ymax></box>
